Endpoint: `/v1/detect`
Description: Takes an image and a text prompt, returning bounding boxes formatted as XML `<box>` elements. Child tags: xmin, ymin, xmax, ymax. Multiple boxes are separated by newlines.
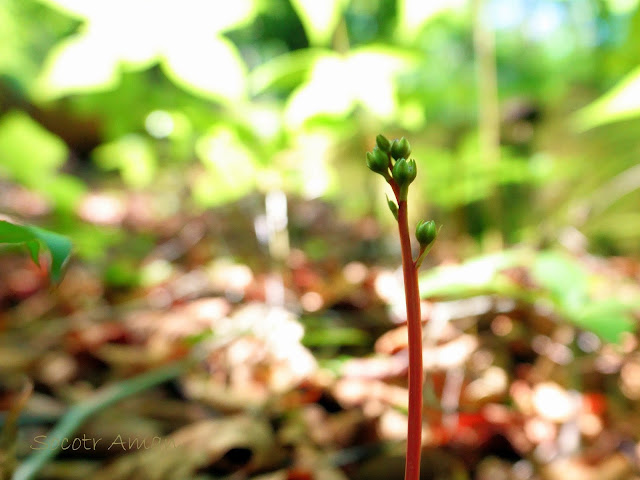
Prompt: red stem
<box><xmin>397</xmin><ymin>199</ymin><xmax>423</xmax><ymax>480</ymax></box>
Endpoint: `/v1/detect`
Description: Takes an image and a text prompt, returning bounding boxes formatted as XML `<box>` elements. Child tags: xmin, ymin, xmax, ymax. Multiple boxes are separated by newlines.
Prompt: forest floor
<box><xmin>2</xmin><ymin>191</ymin><xmax>640</xmax><ymax>480</ymax></box>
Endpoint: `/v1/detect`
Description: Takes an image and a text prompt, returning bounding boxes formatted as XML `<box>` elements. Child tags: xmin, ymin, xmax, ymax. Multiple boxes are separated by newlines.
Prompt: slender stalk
<box><xmin>396</xmin><ymin>199</ymin><xmax>422</xmax><ymax>480</ymax></box>
<box><xmin>367</xmin><ymin>134</ymin><xmax>434</xmax><ymax>480</ymax></box>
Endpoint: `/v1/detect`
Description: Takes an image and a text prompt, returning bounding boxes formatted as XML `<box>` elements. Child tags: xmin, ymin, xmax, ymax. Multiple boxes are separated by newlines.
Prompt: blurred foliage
<box><xmin>0</xmin><ymin>111</ymin><xmax>85</xmax><ymax>210</ymax></box>
<box><xmin>1</xmin><ymin>0</ymin><xmax>640</xmax><ymax>254</ymax></box>
<box><xmin>4</xmin><ymin>3</ymin><xmax>640</xmax><ymax>477</ymax></box>
<box><xmin>0</xmin><ymin>219</ymin><xmax>71</xmax><ymax>281</ymax></box>
<box><xmin>419</xmin><ymin>248</ymin><xmax>639</xmax><ymax>343</ymax></box>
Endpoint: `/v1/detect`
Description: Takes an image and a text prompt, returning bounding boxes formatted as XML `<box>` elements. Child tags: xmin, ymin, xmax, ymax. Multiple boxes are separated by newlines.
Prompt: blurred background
<box><xmin>1</xmin><ymin>0</ymin><xmax>640</xmax><ymax>253</ymax></box>
<box><xmin>2</xmin><ymin>0</ymin><xmax>640</xmax><ymax>479</ymax></box>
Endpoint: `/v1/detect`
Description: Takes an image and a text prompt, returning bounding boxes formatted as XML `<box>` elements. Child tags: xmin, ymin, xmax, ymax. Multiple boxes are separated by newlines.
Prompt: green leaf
<box><xmin>248</xmin><ymin>48</ymin><xmax>329</xmax><ymax>95</ymax></box>
<box><xmin>161</xmin><ymin>35</ymin><xmax>247</xmax><ymax>103</ymax></box>
<box><xmin>572</xmin><ymin>300</ymin><xmax>636</xmax><ymax>344</ymax></box>
<box><xmin>0</xmin><ymin>111</ymin><xmax>68</xmax><ymax>180</ymax></box>
<box><xmin>347</xmin><ymin>47</ymin><xmax>416</xmax><ymax>118</ymax></box>
<box><xmin>397</xmin><ymin>0</ymin><xmax>461</xmax><ymax>40</ymax></box>
<box><xmin>26</xmin><ymin>225</ymin><xmax>73</xmax><ymax>283</ymax></box>
<box><xmin>0</xmin><ymin>220</ymin><xmax>36</xmax><ymax>243</ymax></box>
<box><xmin>34</xmin><ymin>31</ymin><xmax>120</xmax><ymax>99</ymax></box>
<box><xmin>419</xmin><ymin>250</ymin><xmax>527</xmax><ymax>298</ymax></box>
<box><xmin>284</xmin><ymin>53</ymin><xmax>353</xmax><ymax>128</ymax></box>
<box><xmin>0</xmin><ymin>111</ymin><xmax>84</xmax><ymax>210</ymax></box>
<box><xmin>284</xmin><ymin>46</ymin><xmax>415</xmax><ymax>128</ymax></box>
<box><xmin>35</xmin><ymin>0</ymin><xmax>256</xmax><ymax>99</ymax></box>
<box><xmin>25</xmin><ymin>240</ymin><xmax>41</xmax><ymax>265</ymax></box>
<box><xmin>573</xmin><ymin>66</ymin><xmax>640</xmax><ymax>131</ymax></box>
<box><xmin>531</xmin><ymin>251</ymin><xmax>589</xmax><ymax>314</ymax></box>
<box><xmin>0</xmin><ymin>220</ymin><xmax>72</xmax><ymax>282</ymax></box>
<box><xmin>290</xmin><ymin>0</ymin><xmax>346</xmax><ymax>46</ymax></box>
<box><xmin>418</xmin><ymin>248</ymin><xmax>638</xmax><ymax>343</ymax></box>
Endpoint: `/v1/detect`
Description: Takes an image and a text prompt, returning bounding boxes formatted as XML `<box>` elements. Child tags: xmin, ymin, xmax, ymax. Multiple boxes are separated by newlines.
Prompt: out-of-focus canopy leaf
<box><xmin>290</xmin><ymin>0</ymin><xmax>347</xmax><ymax>46</ymax></box>
<box><xmin>35</xmin><ymin>29</ymin><xmax>121</xmax><ymax>97</ymax></box>
<box><xmin>0</xmin><ymin>111</ymin><xmax>67</xmax><ymax>174</ymax></box>
<box><xmin>0</xmin><ymin>111</ymin><xmax>85</xmax><ymax>209</ymax></box>
<box><xmin>573</xmin><ymin>66</ymin><xmax>640</xmax><ymax>130</ymax></box>
<box><xmin>161</xmin><ymin>35</ymin><xmax>247</xmax><ymax>103</ymax></box>
<box><xmin>33</xmin><ymin>0</ymin><xmax>256</xmax><ymax>101</ymax></box>
<box><xmin>284</xmin><ymin>46</ymin><xmax>417</xmax><ymax>128</ymax></box>
<box><xmin>249</xmin><ymin>48</ymin><xmax>330</xmax><ymax>96</ymax></box>
<box><xmin>397</xmin><ymin>0</ymin><xmax>464</xmax><ymax>40</ymax></box>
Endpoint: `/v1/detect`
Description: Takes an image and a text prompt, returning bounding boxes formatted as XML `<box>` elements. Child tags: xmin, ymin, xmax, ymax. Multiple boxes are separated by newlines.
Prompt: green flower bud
<box><xmin>392</xmin><ymin>158</ymin><xmax>417</xmax><ymax>187</ymax></box>
<box><xmin>366</xmin><ymin>147</ymin><xmax>389</xmax><ymax>175</ymax></box>
<box><xmin>416</xmin><ymin>220</ymin><xmax>437</xmax><ymax>247</ymax></box>
<box><xmin>390</xmin><ymin>137</ymin><xmax>411</xmax><ymax>160</ymax></box>
<box><xmin>376</xmin><ymin>134</ymin><xmax>391</xmax><ymax>153</ymax></box>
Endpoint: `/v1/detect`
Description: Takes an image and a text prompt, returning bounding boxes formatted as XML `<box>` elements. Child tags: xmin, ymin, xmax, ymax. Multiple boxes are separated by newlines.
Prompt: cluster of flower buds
<box><xmin>366</xmin><ymin>134</ymin><xmax>438</xmax><ymax>266</ymax></box>
<box><xmin>365</xmin><ymin>133</ymin><xmax>419</xmax><ymax>202</ymax></box>
<box><xmin>366</xmin><ymin>135</ymin><xmax>417</xmax><ymax>201</ymax></box>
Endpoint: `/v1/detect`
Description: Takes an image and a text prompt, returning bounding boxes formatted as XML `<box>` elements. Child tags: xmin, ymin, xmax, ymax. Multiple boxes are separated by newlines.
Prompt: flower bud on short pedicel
<box><xmin>376</xmin><ymin>134</ymin><xmax>391</xmax><ymax>153</ymax></box>
<box><xmin>392</xmin><ymin>158</ymin><xmax>416</xmax><ymax>200</ymax></box>
<box><xmin>416</xmin><ymin>220</ymin><xmax>437</xmax><ymax>247</ymax></box>
<box><xmin>392</xmin><ymin>158</ymin><xmax>416</xmax><ymax>185</ymax></box>
<box><xmin>366</xmin><ymin>147</ymin><xmax>389</xmax><ymax>175</ymax></box>
<box><xmin>390</xmin><ymin>137</ymin><xmax>411</xmax><ymax>160</ymax></box>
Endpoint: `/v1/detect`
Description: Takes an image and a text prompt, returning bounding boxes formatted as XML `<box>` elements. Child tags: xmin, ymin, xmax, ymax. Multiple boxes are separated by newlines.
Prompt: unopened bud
<box><xmin>390</xmin><ymin>137</ymin><xmax>411</xmax><ymax>160</ymax></box>
<box><xmin>392</xmin><ymin>158</ymin><xmax>417</xmax><ymax>194</ymax></box>
<box><xmin>376</xmin><ymin>134</ymin><xmax>391</xmax><ymax>153</ymax></box>
<box><xmin>366</xmin><ymin>147</ymin><xmax>389</xmax><ymax>175</ymax></box>
<box><xmin>416</xmin><ymin>220</ymin><xmax>437</xmax><ymax>247</ymax></box>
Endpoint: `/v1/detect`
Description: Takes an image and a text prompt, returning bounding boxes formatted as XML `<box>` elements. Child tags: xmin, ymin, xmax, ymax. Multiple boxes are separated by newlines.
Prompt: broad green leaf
<box><xmin>35</xmin><ymin>0</ymin><xmax>256</xmax><ymax>100</ymax></box>
<box><xmin>573</xmin><ymin>66</ymin><xmax>640</xmax><ymax>130</ymax></box>
<box><xmin>34</xmin><ymin>30</ymin><xmax>120</xmax><ymax>99</ymax></box>
<box><xmin>573</xmin><ymin>299</ymin><xmax>636</xmax><ymax>344</ymax></box>
<box><xmin>26</xmin><ymin>240</ymin><xmax>41</xmax><ymax>265</ymax></box>
<box><xmin>161</xmin><ymin>35</ymin><xmax>247</xmax><ymax>103</ymax></box>
<box><xmin>285</xmin><ymin>54</ymin><xmax>353</xmax><ymax>128</ymax></box>
<box><xmin>347</xmin><ymin>47</ymin><xmax>416</xmax><ymax>118</ymax></box>
<box><xmin>531</xmin><ymin>251</ymin><xmax>589</xmax><ymax>313</ymax></box>
<box><xmin>0</xmin><ymin>111</ymin><xmax>68</xmax><ymax>179</ymax></box>
<box><xmin>419</xmin><ymin>250</ymin><xmax>528</xmax><ymax>298</ymax></box>
<box><xmin>0</xmin><ymin>111</ymin><xmax>83</xmax><ymax>209</ymax></box>
<box><xmin>284</xmin><ymin>47</ymin><xmax>415</xmax><ymax>128</ymax></box>
<box><xmin>0</xmin><ymin>220</ymin><xmax>72</xmax><ymax>282</ymax></box>
<box><xmin>27</xmin><ymin>224</ymin><xmax>73</xmax><ymax>282</ymax></box>
<box><xmin>419</xmin><ymin>248</ymin><xmax>637</xmax><ymax>343</ymax></box>
<box><xmin>0</xmin><ymin>220</ymin><xmax>36</xmax><ymax>243</ymax></box>
<box><xmin>290</xmin><ymin>0</ymin><xmax>346</xmax><ymax>46</ymax></box>
<box><xmin>248</xmin><ymin>48</ymin><xmax>330</xmax><ymax>95</ymax></box>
